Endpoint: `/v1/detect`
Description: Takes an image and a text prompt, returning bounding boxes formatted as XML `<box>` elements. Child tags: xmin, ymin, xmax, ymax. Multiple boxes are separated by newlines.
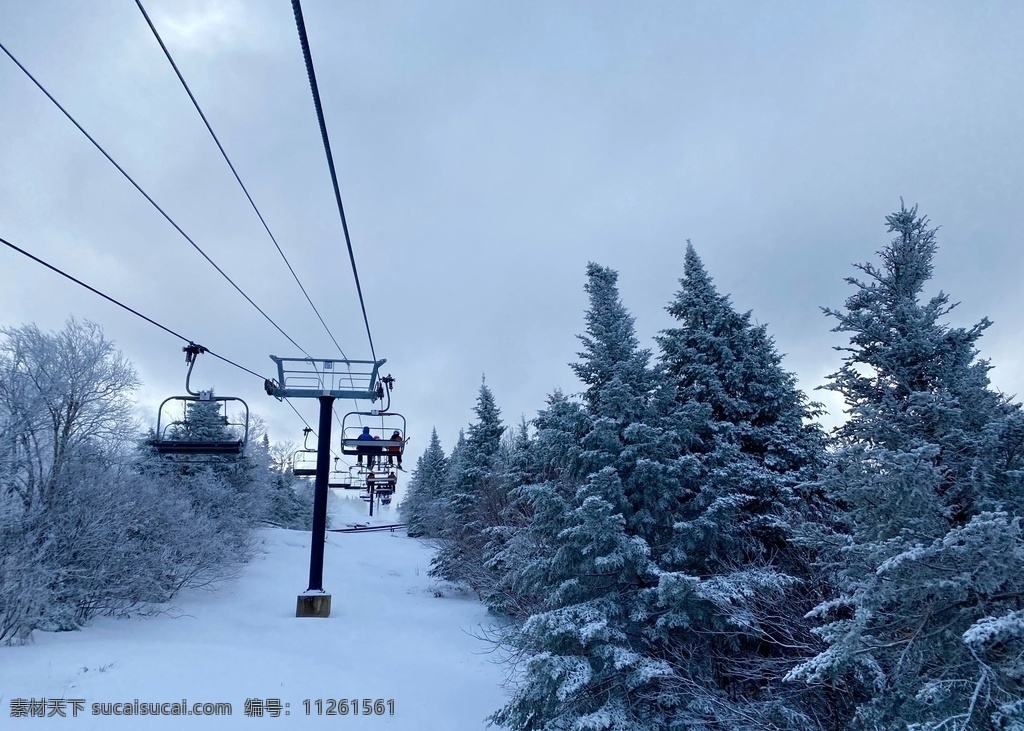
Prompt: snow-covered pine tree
<box><xmin>491</xmin><ymin>466</ymin><xmax>664</xmax><ymax>730</ymax></box>
<box><xmin>435</xmin><ymin>427</ymin><xmax>466</xmax><ymax>535</ymax></box>
<box><xmin>265</xmin><ymin>465</ymin><xmax>312</xmax><ymax>530</ymax></box>
<box><xmin>788</xmin><ymin>204</ymin><xmax>1024</xmax><ymax>730</ymax></box>
<box><xmin>483</xmin><ymin>392</ymin><xmax>590</xmax><ymax>623</ymax></box>
<box><xmin>429</xmin><ymin>381</ymin><xmax>506</xmax><ymax>592</ymax></box>
<box><xmin>656</xmin><ymin>242</ymin><xmax>824</xmax><ymax>565</ymax></box>
<box><xmin>493</xmin><ymin>263</ymin><xmax>669</xmax><ymax>730</ymax></box>
<box><xmin>573</xmin><ymin>263</ymin><xmax>685</xmax><ymax>554</ymax></box>
<box><xmin>651</xmin><ymin>242</ymin><xmax>827</xmax><ymax>729</ymax></box>
<box><xmin>481</xmin><ymin>418</ymin><xmax>541</xmax><ymax>617</ymax></box>
<box><xmin>260</xmin><ymin>434</ymin><xmax>312</xmax><ymax>529</ymax></box>
<box><xmin>573</xmin><ymin>263</ymin><xmax>651</xmax><ymax>424</ymax></box>
<box><xmin>401</xmin><ymin>427</ymin><xmax>448</xmax><ymax>538</ymax></box>
<box><xmin>167</xmin><ymin>397</ymin><xmax>237</xmax><ymax>445</ymax></box>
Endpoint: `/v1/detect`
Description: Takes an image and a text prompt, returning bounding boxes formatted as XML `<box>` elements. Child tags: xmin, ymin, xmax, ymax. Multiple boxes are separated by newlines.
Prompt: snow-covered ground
<box><xmin>1</xmin><ymin>501</ymin><xmax>509</xmax><ymax>729</ymax></box>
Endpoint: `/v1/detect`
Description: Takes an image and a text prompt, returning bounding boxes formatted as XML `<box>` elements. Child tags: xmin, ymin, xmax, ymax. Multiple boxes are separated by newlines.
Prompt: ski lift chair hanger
<box><xmin>152</xmin><ymin>344</ymin><xmax>250</xmax><ymax>456</ymax></box>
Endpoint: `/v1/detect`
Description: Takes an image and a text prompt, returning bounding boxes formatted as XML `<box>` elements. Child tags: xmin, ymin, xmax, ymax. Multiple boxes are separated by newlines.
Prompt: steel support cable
<box><xmin>0</xmin><ymin>235</ymin><xmax>267</xmax><ymax>381</ymax></box>
<box><xmin>285</xmin><ymin>398</ymin><xmax>316</xmax><ymax>434</ymax></box>
<box><xmin>133</xmin><ymin>0</ymin><xmax>349</xmax><ymax>362</ymax></box>
<box><xmin>290</xmin><ymin>0</ymin><xmax>377</xmax><ymax>364</ymax></box>
<box><xmin>0</xmin><ymin>40</ymin><xmax>314</xmax><ymax>361</ymax></box>
<box><xmin>2</xmin><ymin>234</ymin><xmax>346</xmax><ymax>461</ymax></box>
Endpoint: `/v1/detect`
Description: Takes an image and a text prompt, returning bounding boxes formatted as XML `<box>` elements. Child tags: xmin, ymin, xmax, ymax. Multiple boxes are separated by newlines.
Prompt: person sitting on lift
<box><xmin>365</xmin><ymin>470</ymin><xmax>377</xmax><ymax>490</ymax></box>
<box><xmin>371</xmin><ymin>434</ymin><xmax>383</xmax><ymax>469</ymax></box>
<box><xmin>356</xmin><ymin>426</ymin><xmax>374</xmax><ymax>467</ymax></box>
<box><xmin>385</xmin><ymin>471</ymin><xmax>397</xmax><ymax>490</ymax></box>
<box><xmin>386</xmin><ymin>430</ymin><xmax>404</xmax><ymax>469</ymax></box>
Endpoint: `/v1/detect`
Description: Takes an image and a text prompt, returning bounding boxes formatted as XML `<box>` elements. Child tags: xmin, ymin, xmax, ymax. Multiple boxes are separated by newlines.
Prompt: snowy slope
<box><xmin>1</xmin><ymin>507</ymin><xmax>509</xmax><ymax>730</ymax></box>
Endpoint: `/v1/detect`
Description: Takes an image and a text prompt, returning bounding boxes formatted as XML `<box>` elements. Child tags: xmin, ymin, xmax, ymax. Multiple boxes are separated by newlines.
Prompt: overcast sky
<box><xmin>2</xmin><ymin>0</ymin><xmax>1023</xmax><ymax>464</ymax></box>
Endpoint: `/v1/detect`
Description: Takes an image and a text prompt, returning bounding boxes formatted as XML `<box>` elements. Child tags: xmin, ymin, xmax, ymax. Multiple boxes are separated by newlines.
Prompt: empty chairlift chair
<box><xmin>152</xmin><ymin>344</ymin><xmax>249</xmax><ymax>456</ymax></box>
<box><xmin>291</xmin><ymin>427</ymin><xmax>318</xmax><ymax>477</ymax></box>
<box><xmin>328</xmin><ymin>457</ymin><xmax>354</xmax><ymax>489</ymax></box>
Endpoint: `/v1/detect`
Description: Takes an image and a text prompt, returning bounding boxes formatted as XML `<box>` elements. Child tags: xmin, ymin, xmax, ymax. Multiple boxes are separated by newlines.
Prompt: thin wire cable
<box><xmin>0</xmin><ymin>40</ymin><xmax>313</xmax><ymax>361</ymax></box>
<box><xmin>2</xmin><ymin>234</ymin><xmax>342</xmax><ymax>460</ymax></box>
<box><xmin>1</xmin><ymin>235</ymin><xmax>267</xmax><ymax>381</ymax></box>
<box><xmin>131</xmin><ymin>9</ymin><xmax>358</xmax><ymax>405</ymax></box>
<box><xmin>134</xmin><ymin>0</ymin><xmax>349</xmax><ymax>361</ymax></box>
<box><xmin>290</xmin><ymin>0</ymin><xmax>377</xmax><ymax>363</ymax></box>
<box><xmin>285</xmin><ymin>398</ymin><xmax>316</xmax><ymax>433</ymax></box>
<box><xmin>3</xmin><ymin>235</ymin><xmax>357</xmax><ymax>469</ymax></box>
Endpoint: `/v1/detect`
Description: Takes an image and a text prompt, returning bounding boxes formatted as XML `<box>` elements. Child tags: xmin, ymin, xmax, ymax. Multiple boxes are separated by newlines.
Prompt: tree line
<box><xmin>401</xmin><ymin>204</ymin><xmax>1024</xmax><ymax>731</ymax></box>
<box><xmin>0</xmin><ymin>321</ymin><xmax>314</xmax><ymax>644</ymax></box>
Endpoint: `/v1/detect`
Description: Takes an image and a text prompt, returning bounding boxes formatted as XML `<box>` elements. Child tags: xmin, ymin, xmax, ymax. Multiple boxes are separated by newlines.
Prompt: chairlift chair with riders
<box><xmin>363</xmin><ymin>470</ymin><xmax>397</xmax><ymax>511</ymax></box>
<box><xmin>367</xmin><ymin>471</ymin><xmax>397</xmax><ymax>493</ymax></box>
<box><xmin>339</xmin><ymin>410</ymin><xmax>407</xmax><ymax>471</ymax></box>
<box><xmin>152</xmin><ymin>344</ymin><xmax>249</xmax><ymax>456</ymax></box>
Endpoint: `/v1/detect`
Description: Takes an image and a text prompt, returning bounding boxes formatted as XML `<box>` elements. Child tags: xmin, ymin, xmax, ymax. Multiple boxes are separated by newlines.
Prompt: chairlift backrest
<box><xmin>152</xmin><ymin>394</ymin><xmax>249</xmax><ymax>456</ymax></box>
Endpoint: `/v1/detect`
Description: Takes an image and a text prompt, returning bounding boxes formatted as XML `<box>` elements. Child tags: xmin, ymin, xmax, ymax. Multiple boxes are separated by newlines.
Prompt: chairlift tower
<box><xmin>265</xmin><ymin>355</ymin><xmax>388</xmax><ymax>618</ymax></box>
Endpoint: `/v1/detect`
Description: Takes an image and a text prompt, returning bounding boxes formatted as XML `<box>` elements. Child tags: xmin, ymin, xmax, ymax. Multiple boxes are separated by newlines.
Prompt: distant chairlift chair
<box><xmin>291</xmin><ymin>427</ymin><xmax>318</xmax><ymax>477</ymax></box>
<box><xmin>328</xmin><ymin>457</ymin><xmax>354</xmax><ymax>489</ymax></box>
<box><xmin>366</xmin><ymin>471</ymin><xmax>397</xmax><ymax>507</ymax></box>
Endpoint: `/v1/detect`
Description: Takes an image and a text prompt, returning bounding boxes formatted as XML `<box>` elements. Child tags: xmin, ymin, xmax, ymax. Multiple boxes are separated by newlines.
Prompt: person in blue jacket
<box><xmin>356</xmin><ymin>426</ymin><xmax>375</xmax><ymax>467</ymax></box>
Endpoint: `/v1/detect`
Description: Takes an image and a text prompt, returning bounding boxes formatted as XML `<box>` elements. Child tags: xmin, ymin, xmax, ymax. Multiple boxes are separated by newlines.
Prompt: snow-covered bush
<box><xmin>0</xmin><ymin>319</ymin><xmax>279</xmax><ymax>644</ymax></box>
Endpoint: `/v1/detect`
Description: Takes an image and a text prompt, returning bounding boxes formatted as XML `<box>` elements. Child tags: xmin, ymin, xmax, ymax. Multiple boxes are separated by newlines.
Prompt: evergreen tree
<box><xmin>574</xmin><ymin>263</ymin><xmax>685</xmax><ymax>553</ymax></box>
<box><xmin>484</xmin><ymin>392</ymin><xmax>590</xmax><ymax>622</ymax></box>
<box><xmin>440</xmin><ymin>429</ymin><xmax>467</xmax><ymax>514</ymax></box>
<box><xmin>649</xmin><ymin>242</ymin><xmax>828</xmax><ymax>729</ymax></box>
<box><xmin>656</xmin><ymin>242</ymin><xmax>824</xmax><ymax>560</ymax></box>
<box><xmin>167</xmin><ymin>396</ymin><xmax>237</xmax><ymax>444</ymax></box>
<box><xmin>401</xmin><ymin>427</ymin><xmax>448</xmax><ymax>538</ymax></box>
<box><xmin>492</xmin><ymin>465</ymin><xmax>665</xmax><ymax>730</ymax></box>
<box><xmin>265</xmin><ymin>469</ymin><xmax>312</xmax><ymax>530</ymax></box>
<box><xmin>494</xmin><ymin>264</ymin><xmax>669</xmax><ymax>730</ymax></box>
<box><xmin>789</xmin><ymin>204</ymin><xmax>1024</xmax><ymax>730</ymax></box>
<box><xmin>573</xmin><ymin>263</ymin><xmax>652</xmax><ymax>424</ymax></box>
<box><xmin>481</xmin><ymin>418</ymin><xmax>541</xmax><ymax>617</ymax></box>
<box><xmin>430</xmin><ymin>381</ymin><xmax>507</xmax><ymax>591</ymax></box>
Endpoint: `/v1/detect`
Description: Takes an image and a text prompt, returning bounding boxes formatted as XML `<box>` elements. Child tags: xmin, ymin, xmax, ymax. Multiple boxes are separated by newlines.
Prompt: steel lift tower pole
<box><xmin>266</xmin><ymin>356</ymin><xmax>386</xmax><ymax>618</ymax></box>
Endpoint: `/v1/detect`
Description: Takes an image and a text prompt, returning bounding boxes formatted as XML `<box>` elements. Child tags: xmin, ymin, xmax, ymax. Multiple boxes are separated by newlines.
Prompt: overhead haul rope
<box><xmin>0</xmin><ymin>40</ymin><xmax>314</xmax><ymax>362</ymax></box>
<box><xmin>290</xmin><ymin>0</ymin><xmax>378</xmax><ymax>364</ymax></box>
<box><xmin>2</xmin><ymin>234</ymin><xmax>347</xmax><ymax>455</ymax></box>
<box><xmin>0</xmin><ymin>235</ymin><xmax>267</xmax><ymax>381</ymax></box>
<box><xmin>133</xmin><ymin>0</ymin><xmax>349</xmax><ymax>362</ymax></box>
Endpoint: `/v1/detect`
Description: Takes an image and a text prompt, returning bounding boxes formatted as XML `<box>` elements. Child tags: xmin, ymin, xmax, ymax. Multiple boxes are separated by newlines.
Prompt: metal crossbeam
<box><xmin>266</xmin><ymin>355</ymin><xmax>385</xmax><ymax>400</ymax></box>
